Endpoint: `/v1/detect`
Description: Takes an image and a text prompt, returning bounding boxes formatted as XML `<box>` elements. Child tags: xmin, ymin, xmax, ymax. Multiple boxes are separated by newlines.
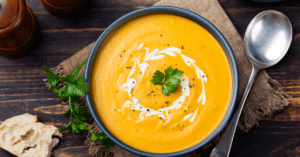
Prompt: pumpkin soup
<box><xmin>90</xmin><ymin>14</ymin><xmax>232</xmax><ymax>153</ymax></box>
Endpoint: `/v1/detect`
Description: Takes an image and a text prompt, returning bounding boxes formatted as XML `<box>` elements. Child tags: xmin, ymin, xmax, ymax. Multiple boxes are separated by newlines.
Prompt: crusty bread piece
<box><xmin>0</xmin><ymin>113</ymin><xmax>38</xmax><ymax>126</ymax></box>
<box><xmin>0</xmin><ymin>113</ymin><xmax>63</xmax><ymax>157</ymax></box>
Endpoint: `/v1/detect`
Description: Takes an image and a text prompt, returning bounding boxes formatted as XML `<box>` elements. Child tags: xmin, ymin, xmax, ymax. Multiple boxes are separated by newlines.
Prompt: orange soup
<box><xmin>90</xmin><ymin>14</ymin><xmax>232</xmax><ymax>153</ymax></box>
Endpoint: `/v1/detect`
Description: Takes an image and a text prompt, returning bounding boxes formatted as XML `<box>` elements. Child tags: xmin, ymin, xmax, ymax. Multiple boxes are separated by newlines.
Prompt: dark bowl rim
<box><xmin>85</xmin><ymin>6</ymin><xmax>239</xmax><ymax>157</ymax></box>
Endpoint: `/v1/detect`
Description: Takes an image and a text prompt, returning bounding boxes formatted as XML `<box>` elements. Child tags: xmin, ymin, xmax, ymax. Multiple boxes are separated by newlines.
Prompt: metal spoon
<box><xmin>210</xmin><ymin>10</ymin><xmax>292</xmax><ymax>157</ymax></box>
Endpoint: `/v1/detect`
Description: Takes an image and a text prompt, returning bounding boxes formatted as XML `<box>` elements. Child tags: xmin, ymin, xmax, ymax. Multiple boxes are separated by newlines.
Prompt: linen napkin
<box><xmin>46</xmin><ymin>0</ymin><xmax>291</xmax><ymax>156</ymax></box>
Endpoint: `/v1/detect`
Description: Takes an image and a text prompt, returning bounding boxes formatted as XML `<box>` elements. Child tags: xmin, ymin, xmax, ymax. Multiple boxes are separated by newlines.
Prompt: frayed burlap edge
<box><xmin>44</xmin><ymin>66</ymin><xmax>291</xmax><ymax>157</ymax></box>
<box><xmin>238</xmin><ymin>77</ymin><xmax>291</xmax><ymax>132</ymax></box>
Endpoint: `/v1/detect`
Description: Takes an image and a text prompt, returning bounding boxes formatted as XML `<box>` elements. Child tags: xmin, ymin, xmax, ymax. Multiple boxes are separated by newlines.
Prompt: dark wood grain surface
<box><xmin>1</xmin><ymin>0</ymin><xmax>300</xmax><ymax>156</ymax></box>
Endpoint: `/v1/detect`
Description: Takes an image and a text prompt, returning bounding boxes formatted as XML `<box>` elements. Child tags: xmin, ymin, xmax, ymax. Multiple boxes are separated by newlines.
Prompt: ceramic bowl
<box><xmin>85</xmin><ymin>6</ymin><xmax>239</xmax><ymax>157</ymax></box>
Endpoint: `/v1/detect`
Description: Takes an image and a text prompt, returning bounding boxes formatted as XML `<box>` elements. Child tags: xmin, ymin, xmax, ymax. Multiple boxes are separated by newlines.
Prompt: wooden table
<box><xmin>1</xmin><ymin>0</ymin><xmax>300</xmax><ymax>156</ymax></box>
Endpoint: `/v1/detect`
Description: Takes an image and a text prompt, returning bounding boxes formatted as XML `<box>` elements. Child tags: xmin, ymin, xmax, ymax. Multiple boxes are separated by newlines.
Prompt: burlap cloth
<box><xmin>46</xmin><ymin>0</ymin><xmax>291</xmax><ymax>156</ymax></box>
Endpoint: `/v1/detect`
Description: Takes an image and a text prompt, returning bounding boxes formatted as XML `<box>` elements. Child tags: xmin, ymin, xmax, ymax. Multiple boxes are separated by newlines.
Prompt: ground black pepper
<box><xmin>148</xmin><ymin>91</ymin><xmax>154</xmax><ymax>96</ymax></box>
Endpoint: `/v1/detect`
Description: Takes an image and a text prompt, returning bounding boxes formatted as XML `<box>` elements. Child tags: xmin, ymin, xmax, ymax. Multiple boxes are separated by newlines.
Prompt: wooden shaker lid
<box><xmin>0</xmin><ymin>0</ymin><xmax>38</xmax><ymax>58</ymax></box>
<box><xmin>0</xmin><ymin>0</ymin><xmax>19</xmax><ymax>29</ymax></box>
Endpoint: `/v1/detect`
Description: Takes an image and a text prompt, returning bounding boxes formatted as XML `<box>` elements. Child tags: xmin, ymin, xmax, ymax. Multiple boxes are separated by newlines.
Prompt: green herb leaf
<box><xmin>44</xmin><ymin>65</ymin><xmax>60</xmax><ymax>90</ymax></box>
<box><xmin>151</xmin><ymin>66</ymin><xmax>183</xmax><ymax>96</ymax></box>
<box><xmin>73</xmin><ymin>106</ymin><xmax>90</xmax><ymax>123</ymax></box>
<box><xmin>164</xmin><ymin>66</ymin><xmax>173</xmax><ymax>80</ymax></box>
<box><xmin>150</xmin><ymin>70</ymin><xmax>165</xmax><ymax>85</ymax></box>
<box><xmin>75</xmin><ymin>76</ymin><xmax>86</xmax><ymax>84</ymax></box>
<box><xmin>86</xmin><ymin>131</ymin><xmax>114</xmax><ymax>148</ymax></box>
<box><xmin>162</xmin><ymin>82</ymin><xmax>178</xmax><ymax>96</ymax></box>
<box><xmin>164</xmin><ymin>68</ymin><xmax>184</xmax><ymax>85</ymax></box>
<box><xmin>72</xmin><ymin>122</ymin><xmax>87</xmax><ymax>133</ymax></box>
<box><xmin>58</xmin><ymin>122</ymin><xmax>73</xmax><ymax>135</ymax></box>
<box><xmin>102</xmin><ymin>138</ymin><xmax>116</xmax><ymax>149</ymax></box>
<box><xmin>63</xmin><ymin>82</ymin><xmax>89</xmax><ymax>97</ymax></box>
<box><xmin>44</xmin><ymin>60</ymin><xmax>114</xmax><ymax>149</ymax></box>
<box><xmin>63</xmin><ymin>109</ymin><xmax>71</xmax><ymax>118</ymax></box>
<box><xmin>88</xmin><ymin>131</ymin><xmax>107</xmax><ymax>143</ymax></box>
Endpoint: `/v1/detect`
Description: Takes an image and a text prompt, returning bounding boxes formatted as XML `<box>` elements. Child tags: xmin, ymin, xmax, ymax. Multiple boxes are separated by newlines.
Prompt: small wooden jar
<box><xmin>41</xmin><ymin>0</ymin><xmax>87</xmax><ymax>17</ymax></box>
<box><xmin>0</xmin><ymin>0</ymin><xmax>38</xmax><ymax>58</ymax></box>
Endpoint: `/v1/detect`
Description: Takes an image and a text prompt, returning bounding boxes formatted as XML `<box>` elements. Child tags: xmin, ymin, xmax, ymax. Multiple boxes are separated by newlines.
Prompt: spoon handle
<box><xmin>210</xmin><ymin>66</ymin><xmax>259</xmax><ymax>157</ymax></box>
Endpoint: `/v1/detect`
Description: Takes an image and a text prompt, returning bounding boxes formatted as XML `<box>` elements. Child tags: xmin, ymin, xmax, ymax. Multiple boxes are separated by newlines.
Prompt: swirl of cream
<box><xmin>118</xmin><ymin>43</ymin><xmax>207</xmax><ymax>124</ymax></box>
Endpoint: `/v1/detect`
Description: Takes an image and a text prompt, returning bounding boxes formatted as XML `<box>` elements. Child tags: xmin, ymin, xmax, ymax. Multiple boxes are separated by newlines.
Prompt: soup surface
<box><xmin>91</xmin><ymin>14</ymin><xmax>232</xmax><ymax>153</ymax></box>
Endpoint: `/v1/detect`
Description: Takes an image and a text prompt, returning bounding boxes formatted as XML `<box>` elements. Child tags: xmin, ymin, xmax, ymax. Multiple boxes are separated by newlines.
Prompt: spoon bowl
<box><xmin>210</xmin><ymin>10</ymin><xmax>292</xmax><ymax>157</ymax></box>
<box><xmin>244</xmin><ymin>10</ymin><xmax>292</xmax><ymax>69</ymax></box>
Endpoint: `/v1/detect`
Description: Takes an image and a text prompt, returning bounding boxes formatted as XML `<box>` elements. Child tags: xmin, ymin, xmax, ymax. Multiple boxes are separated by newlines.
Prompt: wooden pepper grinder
<box><xmin>0</xmin><ymin>0</ymin><xmax>38</xmax><ymax>58</ymax></box>
<box><xmin>41</xmin><ymin>0</ymin><xmax>87</xmax><ymax>17</ymax></box>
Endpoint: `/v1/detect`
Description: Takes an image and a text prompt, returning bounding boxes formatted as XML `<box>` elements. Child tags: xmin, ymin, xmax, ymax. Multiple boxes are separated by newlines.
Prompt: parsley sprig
<box><xmin>44</xmin><ymin>60</ymin><xmax>114</xmax><ymax>149</ymax></box>
<box><xmin>151</xmin><ymin>66</ymin><xmax>184</xmax><ymax>96</ymax></box>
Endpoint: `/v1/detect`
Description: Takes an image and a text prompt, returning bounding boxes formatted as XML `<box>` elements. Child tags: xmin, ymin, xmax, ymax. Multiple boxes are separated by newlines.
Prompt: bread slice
<box><xmin>0</xmin><ymin>113</ymin><xmax>63</xmax><ymax>157</ymax></box>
